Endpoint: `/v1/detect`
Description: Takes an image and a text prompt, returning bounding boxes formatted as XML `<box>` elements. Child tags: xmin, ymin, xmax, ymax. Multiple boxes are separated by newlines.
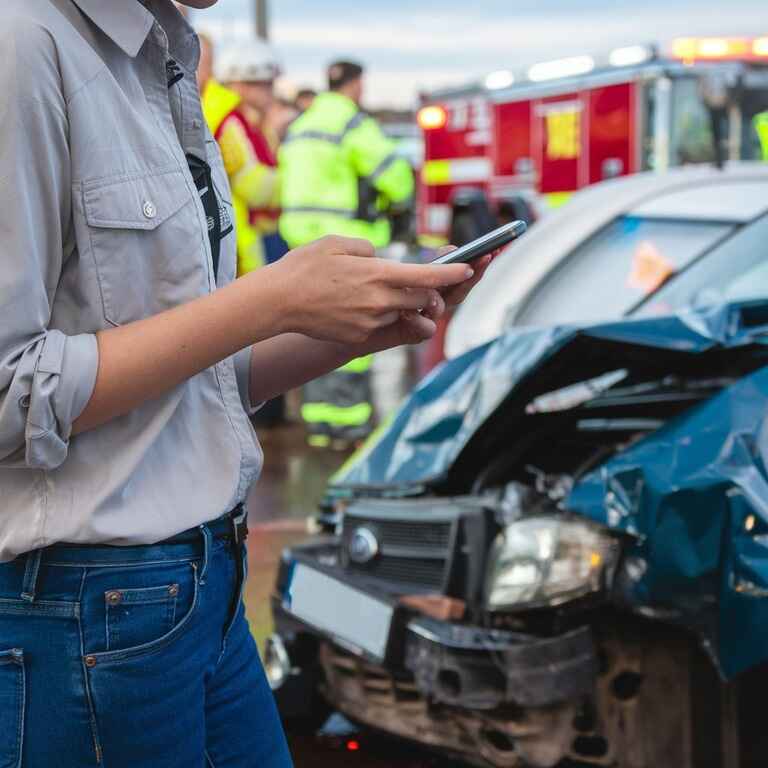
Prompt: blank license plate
<box><xmin>285</xmin><ymin>563</ymin><xmax>394</xmax><ymax>660</ymax></box>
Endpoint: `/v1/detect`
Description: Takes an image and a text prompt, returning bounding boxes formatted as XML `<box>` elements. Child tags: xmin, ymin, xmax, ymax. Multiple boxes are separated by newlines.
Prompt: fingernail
<box><xmin>465</xmin><ymin>268</ymin><xmax>475</xmax><ymax>278</ymax></box>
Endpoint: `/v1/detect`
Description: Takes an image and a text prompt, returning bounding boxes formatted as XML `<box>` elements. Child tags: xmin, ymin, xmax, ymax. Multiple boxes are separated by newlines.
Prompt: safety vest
<box><xmin>202</xmin><ymin>80</ymin><xmax>267</xmax><ymax>275</ymax></box>
<box><xmin>755</xmin><ymin>112</ymin><xmax>768</xmax><ymax>162</ymax></box>
<box><xmin>278</xmin><ymin>91</ymin><xmax>414</xmax><ymax>249</ymax></box>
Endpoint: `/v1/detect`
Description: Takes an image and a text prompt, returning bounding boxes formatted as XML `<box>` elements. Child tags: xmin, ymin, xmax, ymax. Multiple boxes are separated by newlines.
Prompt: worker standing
<box><xmin>201</xmin><ymin>40</ymin><xmax>284</xmax><ymax>275</ymax></box>
<box><xmin>279</xmin><ymin>60</ymin><xmax>415</xmax><ymax>448</ymax></box>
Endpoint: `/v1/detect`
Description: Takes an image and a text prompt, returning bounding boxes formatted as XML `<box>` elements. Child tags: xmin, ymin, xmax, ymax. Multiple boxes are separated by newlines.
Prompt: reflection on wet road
<box><xmin>243</xmin><ymin>423</ymin><xmax>464</xmax><ymax>768</ymax></box>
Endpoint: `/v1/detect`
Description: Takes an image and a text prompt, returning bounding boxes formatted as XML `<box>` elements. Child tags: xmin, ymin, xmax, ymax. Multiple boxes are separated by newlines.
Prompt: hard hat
<box><xmin>215</xmin><ymin>40</ymin><xmax>281</xmax><ymax>83</ymax></box>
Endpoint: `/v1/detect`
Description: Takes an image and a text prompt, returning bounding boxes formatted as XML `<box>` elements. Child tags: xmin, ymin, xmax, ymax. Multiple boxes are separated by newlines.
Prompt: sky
<box><xmin>191</xmin><ymin>0</ymin><xmax>767</xmax><ymax>108</ymax></box>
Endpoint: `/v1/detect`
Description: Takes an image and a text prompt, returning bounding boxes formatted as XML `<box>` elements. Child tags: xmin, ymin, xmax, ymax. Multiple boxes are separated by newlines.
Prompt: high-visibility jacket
<box><xmin>755</xmin><ymin>111</ymin><xmax>768</xmax><ymax>162</ymax></box>
<box><xmin>202</xmin><ymin>80</ymin><xmax>280</xmax><ymax>275</ymax></box>
<box><xmin>278</xmin><ymin>91</ymin><xmax>414</xmax><ymax>249</ymax></box>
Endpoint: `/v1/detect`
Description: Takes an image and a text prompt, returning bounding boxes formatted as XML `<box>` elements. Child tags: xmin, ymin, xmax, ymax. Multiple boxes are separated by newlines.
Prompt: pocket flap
<box><xmin>84</xmin><ymin>167</ymin><xmax>191</xmax><ymax>230</ymax></box>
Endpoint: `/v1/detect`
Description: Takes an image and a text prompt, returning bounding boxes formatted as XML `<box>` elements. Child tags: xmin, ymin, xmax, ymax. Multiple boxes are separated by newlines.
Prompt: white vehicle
<box><xmin>447</xmin><ymin>163</ymin><xmax>768</xmax><ymax>358</ymax></box>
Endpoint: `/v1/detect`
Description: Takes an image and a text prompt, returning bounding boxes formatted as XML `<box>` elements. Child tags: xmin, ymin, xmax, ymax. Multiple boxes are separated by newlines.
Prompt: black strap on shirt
<box><xmin>186</xmin><ymin>154</ymin><xmax>232</xmax><ymax>280</ymax></box>
<box><xmin>166</xmin><ymin>58</ymin><xmax>232</xmax><ymax>280</ymax></box>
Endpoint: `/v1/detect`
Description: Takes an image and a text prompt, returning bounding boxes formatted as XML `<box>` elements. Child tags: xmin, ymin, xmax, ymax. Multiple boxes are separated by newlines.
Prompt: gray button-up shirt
<box><xmin>0</xmin><ymin>0</ymin><xmax>263</xmax><ymax>561</ymax></box>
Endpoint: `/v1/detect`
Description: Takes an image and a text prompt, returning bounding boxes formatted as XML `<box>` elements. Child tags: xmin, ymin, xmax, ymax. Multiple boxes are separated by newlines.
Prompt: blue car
<box><xmin>268</xmin><ymin>209</ymin><xmax>768</xmax><ymax>768</ymax></box>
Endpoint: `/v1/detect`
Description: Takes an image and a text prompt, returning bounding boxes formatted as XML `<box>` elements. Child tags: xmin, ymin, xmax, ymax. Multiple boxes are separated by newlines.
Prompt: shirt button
<box><xmin>143</xmin><ymin>200</ymin><xmax>157</xmax><ymax>220</ymax></box>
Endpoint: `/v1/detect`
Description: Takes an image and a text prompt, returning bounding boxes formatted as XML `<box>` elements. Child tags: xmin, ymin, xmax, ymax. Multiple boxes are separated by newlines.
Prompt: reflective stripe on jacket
<box><xmin>278</xmin><ymin>91</ymin><xmax>414</xmax><ymax>249</ymax></box>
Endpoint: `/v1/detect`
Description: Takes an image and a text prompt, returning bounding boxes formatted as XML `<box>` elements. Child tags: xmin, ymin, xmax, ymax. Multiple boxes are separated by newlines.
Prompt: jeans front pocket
<box><xmin>106</xmin><ymin>584</ymin><xmax>179</xmax><ymax>652</ymax></box>
<box><xmin>0</xmin><ymin>648</ymin><xmax>24</xmax><ymax>768</ymax></box>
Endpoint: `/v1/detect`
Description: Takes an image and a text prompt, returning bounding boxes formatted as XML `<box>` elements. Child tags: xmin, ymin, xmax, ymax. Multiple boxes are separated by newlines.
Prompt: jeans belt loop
<box><xmin>231</xmin><ymin>503</ymin><xmax>247</xmax><ymax>548</ymax></box>
<box><xmin>198</xmin><ymin>524</ymin><xmax>213</xmax><ymax>586</ymax></box>
<box><xmin>20</xmin><ymin>549</ymin><xmax>43</xmax><ymax>603</ymax></box>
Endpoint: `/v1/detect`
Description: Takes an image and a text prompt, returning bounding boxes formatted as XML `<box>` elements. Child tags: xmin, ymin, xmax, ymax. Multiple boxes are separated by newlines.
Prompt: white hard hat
<box><xmin>215</xmin><ymin>40</ymin><xmax>281</xmax><ymax>83</ymax></box>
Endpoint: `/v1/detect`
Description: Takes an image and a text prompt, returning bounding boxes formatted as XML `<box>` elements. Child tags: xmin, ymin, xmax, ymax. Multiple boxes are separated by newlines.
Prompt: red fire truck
<box><xmin>416</xmin><ymin>38</ymin><xmax>768</xmax><ymax>246</ymax></box>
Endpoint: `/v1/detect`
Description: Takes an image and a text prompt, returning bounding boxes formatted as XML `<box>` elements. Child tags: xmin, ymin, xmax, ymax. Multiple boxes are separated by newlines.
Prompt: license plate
<box><xmin>285</xmin><ymin>563</ymin><xmax>394</xmax><ymax>660</ymax></box>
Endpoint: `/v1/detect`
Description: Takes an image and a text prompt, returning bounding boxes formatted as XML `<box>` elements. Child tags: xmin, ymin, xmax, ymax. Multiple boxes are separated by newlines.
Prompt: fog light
<box><xmin>263</xmin><ymin>634</ymin><xmax>292</xmax><ymax>690</ymax></box>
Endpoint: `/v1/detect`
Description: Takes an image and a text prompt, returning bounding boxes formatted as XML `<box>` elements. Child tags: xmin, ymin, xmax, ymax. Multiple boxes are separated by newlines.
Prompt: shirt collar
<box><xmin>71</xmin><ymin>0</ymin><xmax>155</xmax><ymax>58</ymax></box>
<box><xmin>71</xmin><ymin>0</ymin><xmax>199</xmax><ymax>70</ymax></box>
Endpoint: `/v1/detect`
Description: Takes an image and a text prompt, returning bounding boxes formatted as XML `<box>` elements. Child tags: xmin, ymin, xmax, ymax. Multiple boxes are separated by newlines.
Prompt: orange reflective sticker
<box><xmin>627</xmin><ymin>241</ymin><xmax>675</xmax><ymax>294</ymax></box>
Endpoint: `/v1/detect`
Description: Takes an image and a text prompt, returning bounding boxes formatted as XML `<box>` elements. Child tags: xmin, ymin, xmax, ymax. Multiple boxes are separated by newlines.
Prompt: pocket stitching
<box><xmin>105</xmin><ymin>585</ymin><xmax>179</xmax><ymax>652</ymax></box>
<box><xmin>0</xmin><ymin>649</ymin><xmax>24</xmax><ymax>768</ymax></box>
<box><xmin>84</xmin><ymin>171</ymin><xmax>191</xmax><ymax>230</ymax></box>
<box><xmin>81</xmin><ymin>164</ymin><xmax>179</xmax><ymax>193</ymax></box>
<box><xmin>91</xmin><ymin>563</ymin><xmax>199</xmax><ymax>665</ymax></box>
<box><xmin>82</xmin><ymin>169</ymin><xmax>194</xmax><ymax>326</ymax></box>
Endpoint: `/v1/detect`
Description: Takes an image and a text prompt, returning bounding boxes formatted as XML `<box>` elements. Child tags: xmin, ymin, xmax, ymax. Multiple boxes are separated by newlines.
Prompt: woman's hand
<box><xmin>268</xmin><ymin>235</ymin><xmax>474</xmax><ymax>345</ymax></box>
<box><xmin>436</xmin><ymin>247</ymin><xmax>499</xmax><ymax>309</ymax></box>
<box><xmin>355</xmin><ymin>245</ymin><xmax>500</xmax><ymax>354</ymax></box>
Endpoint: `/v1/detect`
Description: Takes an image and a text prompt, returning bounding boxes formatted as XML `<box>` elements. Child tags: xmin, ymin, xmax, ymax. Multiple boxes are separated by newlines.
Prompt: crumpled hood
<box><xmin>334</xmin><ymin>301</ymin><xmax>768</xmax><ymax>491</ymax></box>
<box><xmin>332</xmin><ymin>301</ymin><xmax>768</xmax><ymax>677</ymax></box>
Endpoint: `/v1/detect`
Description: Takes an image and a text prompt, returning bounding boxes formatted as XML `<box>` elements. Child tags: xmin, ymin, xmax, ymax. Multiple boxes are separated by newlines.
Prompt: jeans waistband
<box><xmin>15</xmin><ymin>505</ymin><xmax>246</xmax><ymax>602</ymax></box>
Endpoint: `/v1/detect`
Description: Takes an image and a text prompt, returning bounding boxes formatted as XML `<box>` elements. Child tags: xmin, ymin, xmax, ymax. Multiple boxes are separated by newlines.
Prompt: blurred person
<box><xmin>295</xmin><ymin>87</ymin><xmax>317</xmax><ymax>113</ymax></box>
<box><xmin>197</xmin><ymin>30</ymin><xmax>214</xmax><ymax>93</ymax></box>
<box><xmin>203</xmin><ymin>40</ymin><xmax>286</xmax><ymax>275</ymax></box>
<box><xmin>205</xmin><ymin>41</ymin><xmax>290</xmax><ymax>426</ymax></box>
<box><xmin>279</xmin><ymin>60</ymin><xmax>415</xmax><ymax>448</ymax></box>
<box><xmin>0</xmin><ymin>1</ymin><xmax>494</xmax><ymax>765</ymax></box>
<box><xmin>266</xmin><ymin>97</ymin><xmax>300</xmax><ymax>146</ymax></box>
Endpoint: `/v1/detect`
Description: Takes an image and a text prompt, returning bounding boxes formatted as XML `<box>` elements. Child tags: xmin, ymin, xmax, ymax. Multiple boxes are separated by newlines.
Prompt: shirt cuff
<box><xmin>57</xmin><ymin>333</ymin><xmax>100</xmax><ymax>426</ymax></box>
<box><xmin>24</xmin><ymin>331</ymin><xmax>99</xmax><ymax>470</ymax></box>
<box><xmin>233</xmin><ymin>346</ymin><xmax>262</xmax><ymax>415</ymax></box>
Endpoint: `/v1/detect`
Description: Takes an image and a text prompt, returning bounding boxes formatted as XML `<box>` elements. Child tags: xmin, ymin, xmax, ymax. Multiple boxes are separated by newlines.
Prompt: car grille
<box><xmin>341</xmin><ymin>500</ymin><xmax>459</xmax><ymax>594</ymax></box>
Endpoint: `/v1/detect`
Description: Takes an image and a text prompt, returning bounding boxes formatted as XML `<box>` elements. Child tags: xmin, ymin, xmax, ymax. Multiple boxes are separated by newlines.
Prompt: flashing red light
<box><xmin>417</xmin><ymin>105</ymin><xmax>447</xmax><ymax>131</ymax></box>
<box><xmin>346</xmin><ymin>740</ymin><xmax>360</xmax><ymax>752</ymax></box>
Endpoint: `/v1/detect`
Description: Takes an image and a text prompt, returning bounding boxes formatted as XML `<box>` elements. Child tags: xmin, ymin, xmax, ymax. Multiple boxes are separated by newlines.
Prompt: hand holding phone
<box><xmin>430</xmin><ymin>220</ymin><xmax>527</xmax><ymax>265</ymax></box>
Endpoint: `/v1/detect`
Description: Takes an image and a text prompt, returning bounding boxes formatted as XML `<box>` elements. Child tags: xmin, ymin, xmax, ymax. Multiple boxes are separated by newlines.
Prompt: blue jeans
<box><xmin>0</xmin><ymin>523</ymin><xmax>293</xmax><ymax>767</ymax></box>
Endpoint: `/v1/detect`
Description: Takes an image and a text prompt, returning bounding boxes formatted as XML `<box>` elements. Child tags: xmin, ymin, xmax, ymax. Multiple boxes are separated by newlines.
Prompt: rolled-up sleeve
<box><xmin>0</xmin><ymin>21</ymin><xmax>99</xmax><ymax>470</ymax></box>
<box><xmin>233</xmin><ymin>346</ymin><xmax>262</xmax><ymax>415</ymax></box>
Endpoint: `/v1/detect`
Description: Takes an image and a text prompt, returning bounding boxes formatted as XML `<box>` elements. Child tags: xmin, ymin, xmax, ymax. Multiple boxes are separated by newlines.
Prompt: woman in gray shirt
<box><xmin>0</xmin><ymin>0</ymin><xmax>492</xmax><ymax>765</ymax></box>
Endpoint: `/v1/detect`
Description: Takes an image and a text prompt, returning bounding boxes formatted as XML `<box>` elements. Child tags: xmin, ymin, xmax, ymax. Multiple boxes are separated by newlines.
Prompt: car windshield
<box><xmin>516</xmin><ymin>216</ymin><xmax>735</xmax><ymax>326</ymax></box>
<box><xmin>634</xmin><ymin>213</ymin><xmax>768</xmax><ymax>317</ymax></box>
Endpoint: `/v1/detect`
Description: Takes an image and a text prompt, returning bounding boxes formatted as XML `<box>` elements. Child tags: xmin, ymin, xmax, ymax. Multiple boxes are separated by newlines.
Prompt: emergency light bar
<box><xmin>485</xmin><ymin>70</ymin><xmax>515</xmax><ymax>90</ymax></box>
<box><xmin>672</xmin><ymin>36</ymin><xmax>768</xmax><ymax>62</ymax></box>
<box><xmin>609</xmin><ymin>45</ymin><xmax>655</xmax><ymax>67</ymax></box>
<box><xmin>528</xmin><ymin>55</ymin><xmax>595</xmax><ymax>82</ymax></box>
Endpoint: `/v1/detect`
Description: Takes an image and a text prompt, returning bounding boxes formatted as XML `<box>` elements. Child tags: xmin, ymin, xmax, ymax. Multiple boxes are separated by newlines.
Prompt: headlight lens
<box><xmin>485</xmin><ymin>517</ymin><xmax>618</xmax><ymax>610</ymax></box>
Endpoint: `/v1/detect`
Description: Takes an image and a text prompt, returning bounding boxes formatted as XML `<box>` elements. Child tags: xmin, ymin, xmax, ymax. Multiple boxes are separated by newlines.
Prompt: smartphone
<box><xmin>430</xmin><ymin>220</ymin><xmax>527</xmax><ymax>265</ymax></box>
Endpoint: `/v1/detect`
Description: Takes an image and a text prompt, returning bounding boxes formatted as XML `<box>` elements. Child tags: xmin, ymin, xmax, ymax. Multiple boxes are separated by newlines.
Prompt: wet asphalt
<box><xmin>242</xmin><ymin>422</ymin><xmax>464</xmax><ymax>768</ymax></box>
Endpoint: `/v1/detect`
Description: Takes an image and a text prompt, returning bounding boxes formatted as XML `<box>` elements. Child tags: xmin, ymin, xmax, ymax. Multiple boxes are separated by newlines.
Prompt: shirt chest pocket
<box><xmin>83</xmin><ymin>167</ymin><xmax>203</xmax><ymax>326</ymax></box>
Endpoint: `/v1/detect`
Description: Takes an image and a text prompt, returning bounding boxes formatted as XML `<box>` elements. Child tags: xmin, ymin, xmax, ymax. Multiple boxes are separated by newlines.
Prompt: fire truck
<box><xmin>416</xmin><ymin>37</ymin><xmax>768</xmax><ymax>246</ymax></box>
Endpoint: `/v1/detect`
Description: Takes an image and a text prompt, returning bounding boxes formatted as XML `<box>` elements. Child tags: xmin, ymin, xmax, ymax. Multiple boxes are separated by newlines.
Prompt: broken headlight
<box><xmin>485</xmin><ymin>517</ymin><xmax>619</xmax><ymax>610</ymax></box>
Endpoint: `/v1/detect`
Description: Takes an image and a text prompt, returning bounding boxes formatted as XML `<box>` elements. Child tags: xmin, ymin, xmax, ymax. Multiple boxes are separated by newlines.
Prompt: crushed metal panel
<box><xmin>568</xmin><ymin>364</ymin><xmax>768</xmax><ymax>677</ymax></box>
<box><xmin>332</xmin><ymin>300</ymin><xmax>768</xmax><ymax>677</ymax></box>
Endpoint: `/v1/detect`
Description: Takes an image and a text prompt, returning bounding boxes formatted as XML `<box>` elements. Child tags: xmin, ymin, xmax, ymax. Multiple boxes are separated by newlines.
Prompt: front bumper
<box><xmin>271</xmin><ymin>550</ymin><xmax>598</xmax><ymax>712</ymax></box>
<box><xmin>405</xmin><ymin>616</ymin><xmax>597</xmax><ymax>710</ymax></box>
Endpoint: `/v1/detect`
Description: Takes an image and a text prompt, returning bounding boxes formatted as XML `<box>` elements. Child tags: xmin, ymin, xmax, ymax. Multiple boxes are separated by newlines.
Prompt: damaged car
<box><xmin>267</xmin><ymin>297</ymin><xmax>768</xmax><ymax>768</ymax></box>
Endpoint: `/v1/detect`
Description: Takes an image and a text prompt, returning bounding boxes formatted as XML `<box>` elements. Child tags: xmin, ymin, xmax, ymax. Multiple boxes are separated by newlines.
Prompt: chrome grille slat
<box><xmin>341</xmin><ymin>504</ymin><xmax>459</xmax><ymax>593</ymax></box>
